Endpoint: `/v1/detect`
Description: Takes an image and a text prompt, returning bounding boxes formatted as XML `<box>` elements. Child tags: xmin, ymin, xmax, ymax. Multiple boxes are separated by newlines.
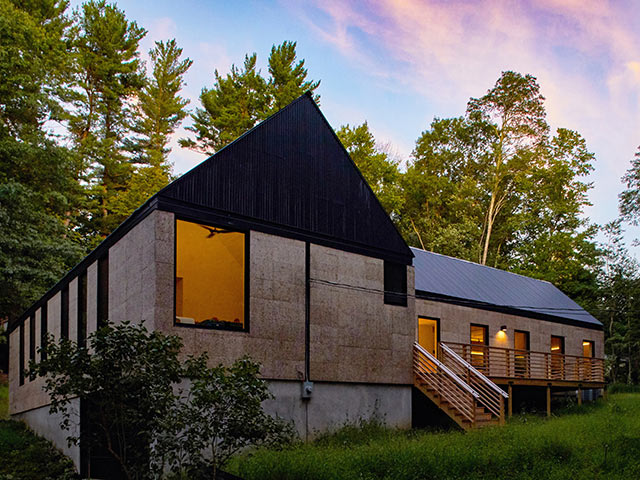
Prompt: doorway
<box><xmin>470</xmin><ymin>324</ymin><xmax>489</xmax><ymax>371</ymax></box>
<box><xmin>550</xmin><ymin>335</ymin><xmax>565</xmax><ymax>379</ymax></box>
<box><xmin>418</xmin><ymin>317</ymin><xmax>439</xmax><ymax>357</ymax></box>
<box><xmin>514</xmin><ymin>330</ymin><xmax>530</xmax><ymax>377</ymax></box>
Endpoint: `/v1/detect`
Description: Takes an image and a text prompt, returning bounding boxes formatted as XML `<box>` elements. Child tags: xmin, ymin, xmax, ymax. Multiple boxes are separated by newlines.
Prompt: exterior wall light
<box><xmin>500</xmin><ymin>325</ymin><xmax>507</xmax><ymax>332</ymax></box>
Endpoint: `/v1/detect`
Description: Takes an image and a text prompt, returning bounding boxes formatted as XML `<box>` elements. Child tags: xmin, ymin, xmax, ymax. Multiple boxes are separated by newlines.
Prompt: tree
<box><xmin>33</xmin><ymin>322</ymin><xmax>293</xmax><ymax>479</ymax></box>
<box><xmin>399</xmin><ymin>71</ymin><xmax>600</xmax><ymax>303</ymax></box>
<box><xmin>179</xmin><ymin>53</ymin><xmax>268</xmax><ymax>155</ymax></box>
<box><xmin>466</xmin><ymin>71</ymin><xmax>549</xmax><ymax>265</ymax></box>
<box><xmin>0</xmin><ymin>0</ymin><xmax>80</xmax><ymax>217</ymax></box>
<box><xmin>336</xmin><ymin>122</ymin><xmax>401</xmax><ymax>216</ymax></box>
<box><xmin>113</xmin><ymin>39</ymin><xmax>192</xmax><ymax>218</ymax></box>
<box><xmin>181</xmin><ymin>41</ymin><xmax>320</xmax><ymax>155</ymax></box>
<box><xmin>597</xmin><ymin>222</ymin><xmax>640</xmax><ymax>384</ymax></box>
<box><xmin>619</xmin><ymin>146</ymin><xmax>640</xmax><ymax>226</ymax></box>
<box><xmin>156</xmin><ymin>355</ymin><xmax>294</xmax><ymax>479</ymax></box>
<box><xmin>0</xmin><ymin>182</ymin><xmax>83</xmax><ymax>323</ymax></box>
<box><xmin>508</xmin><ymin>128</ymin><xmax>601</xmax><ymax>307</ymax></box>
<box><xmin>267</xmin><ymin>40</ymin><xmax>320</xmax><ymax>113</ymax></box>
<box><xmin>399</xmin><ymin>116</ymin><xmax>491</xmax><ymax>257</ymax></box>
<box><xmin>131</xmin><ymin>39</ymin><xmax>192</xmax><ymax>168</ymax></box>
<box><xmin>33</xmin><ymin>321</ymin><xmax>183</xmax><ymax>480</ymax></box>
<box><xmin>68</xmin><ymin>0</ymin><xmax>146</xmax><ymax>242</ymax></box>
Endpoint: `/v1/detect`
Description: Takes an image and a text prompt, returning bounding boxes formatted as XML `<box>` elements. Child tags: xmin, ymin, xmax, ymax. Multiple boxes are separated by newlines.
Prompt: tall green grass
<box><xmin>0</xmin><ymin>377</ymin><xmax>7</xmax><ymax>419</ymax></box>
<box><xmin>232</xmin><ymin>394</ymin><xmax>640</xmax><ymax>480</ymax></box>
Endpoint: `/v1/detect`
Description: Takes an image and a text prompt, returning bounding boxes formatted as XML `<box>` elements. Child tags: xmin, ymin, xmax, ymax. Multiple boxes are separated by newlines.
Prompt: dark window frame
<box><xmin>582</xmin><ymin>339</ymin><xmax>595</xmax><ymax>358</ymax></box>
<box><xmin>384</xmin><ymin>260</ymin><xmax>407</xmax><ymax>306</ymax></box>
<box><xmin>97</xmin><ymin>254</ymin><xmax>109</xmax><ymax>328</ymax></box>
<box><xmin>19</xmin><ymin>321</ymin><xmax>25</xmax><ymax>386</ymax></box>
<box><xmin>470</xmin><ymin>323</ymin><xmax>489</xmax><ymax>345</ymax></box>
<box><xmin>78</xmin><ymin>271</ymin><xmax>88</xmax><ymax>347</ymax></box>
<box><xmin>173</xmin><ymin>217</ymin><xmax>251</xmax><ymax>333</ymax></box>
<box><xmin>40</xmin><ymin>304</ymin><xmax>48</xmax><ymax>361</ymax></box>
<box><xmin>514</xmin><ymin>329</ymin><xmax>530</xmax><ymax>350</ymax></box>
<box><xmin>61</xmin><ymin>284</ymin><xmax>69</xmax><ymax>340</ymax></box>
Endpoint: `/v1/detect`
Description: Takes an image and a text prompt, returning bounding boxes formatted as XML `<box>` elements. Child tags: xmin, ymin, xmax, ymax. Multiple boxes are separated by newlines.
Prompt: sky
<box><xmin>76</xmin><ymin>0</ymin><xmax>640</xmax><ymax>249</ymax></box>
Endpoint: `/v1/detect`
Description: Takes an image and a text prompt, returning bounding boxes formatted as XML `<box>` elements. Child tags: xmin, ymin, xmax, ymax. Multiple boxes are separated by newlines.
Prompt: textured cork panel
<box><xmin>153</xmin><ymin>213</ymin><xmax>306</xmax><ymax>381</ymax></box>
<box><xmin>309</xmin><ymin>245</ymin><xmax>414</xmax><ymax>384</ymax></box>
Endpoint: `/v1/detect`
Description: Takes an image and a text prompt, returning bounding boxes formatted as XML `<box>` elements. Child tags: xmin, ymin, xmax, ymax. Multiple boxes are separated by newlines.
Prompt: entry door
<box><xmin>418</xmin><ymin>317</ymin><xmax>438</xmax><ymax>357</ymax></box>
<box><xmin>514</xmin><ymin>330</ymin><xmax>530</xmax><ymax>377</ymax></box>
<box><xmin>550</xmin><ymin>335</ymin><xmax>565</xmax><ymax>379</ymax></box>
<box><xmin>582</xmin><ymin>340</ymin><xmax>595</xmax><ymax>379</ymax></box>
<box><xmin>470</xmin><ymin>324</ymin><xmax>489</xmax><ymax>372</ymax></box>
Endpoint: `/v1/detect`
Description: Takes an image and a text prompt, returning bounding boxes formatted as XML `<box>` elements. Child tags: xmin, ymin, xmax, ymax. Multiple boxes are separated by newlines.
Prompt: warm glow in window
<box><xmin>175</xmin><ymin>220</ymin><xmax>246</xmax><ymax>329</ymax></box>
<box><xmin>583</xmin><ymin>340</ymin><xmax>594</xmax><ymax>358</ymax></box>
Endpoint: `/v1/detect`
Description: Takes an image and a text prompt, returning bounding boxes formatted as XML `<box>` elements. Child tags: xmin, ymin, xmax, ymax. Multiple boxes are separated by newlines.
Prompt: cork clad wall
<box><xmin>309</xmin><ymin>244</ymin><xmax>415</xmax><ymax>385</ymax></box>
<box><xmin>152</xmin><ymin>210</ymin><xmax>307</xmax><ymax>381</ymax></box>
<box><xmin>416</xmin><ymin>299</ymin><xmax>604</xmax><ymax>358</ymax></box>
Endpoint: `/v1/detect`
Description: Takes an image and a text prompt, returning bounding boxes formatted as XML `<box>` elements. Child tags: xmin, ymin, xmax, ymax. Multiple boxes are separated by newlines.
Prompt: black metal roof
<box><xmin>10</xmin><ymin>93</ymin><xmax>412</xmax><ymax>333</ymax></box>
<box><xmin>160</xmin><ymin>92</ymin><xmax>413</xmax><ymax>263</ymax></box>
<box><xmin>412</xmin><ymin>247</ymin><xmax>602</xmax><ymax>330</ymax></box>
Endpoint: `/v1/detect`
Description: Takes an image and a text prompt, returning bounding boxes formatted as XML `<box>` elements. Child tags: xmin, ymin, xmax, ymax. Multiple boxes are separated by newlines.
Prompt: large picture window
<box><xmin>175</xmin><ymin>219</ymin><xmax>247</xmax><ymax>330</ymax></box>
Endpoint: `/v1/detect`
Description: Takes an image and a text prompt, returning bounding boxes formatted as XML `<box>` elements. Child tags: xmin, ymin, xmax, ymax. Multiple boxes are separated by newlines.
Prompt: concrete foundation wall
<box><xmin>416</xmin><ymin>299</ymin><xmax>605</xmax><ymax>357</ymax></box>
<box><xmin>13</xmin><ymin>398</ymin><xmax>81</xmax><ymax>471</ymax></box>
<box><xmin>264</xmin><ymin>380</ymin><xmax>412</xmax><ymax>439</ymax></box>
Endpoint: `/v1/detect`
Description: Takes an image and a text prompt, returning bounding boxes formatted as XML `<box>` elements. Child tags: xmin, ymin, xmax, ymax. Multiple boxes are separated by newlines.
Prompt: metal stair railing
<box><xmin>413</xmin><ymin>342</ymin><xmax>479</xmax><ymax>424</ymax></box>
<box><xmin>440</xmin><ymin>342</ymin><xmax>508</xmax><ymax>423</ymax></box>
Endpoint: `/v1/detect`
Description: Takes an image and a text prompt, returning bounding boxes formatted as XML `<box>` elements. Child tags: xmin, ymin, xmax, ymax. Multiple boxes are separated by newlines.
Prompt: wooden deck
<box><xmin>444</xmin><ymin>342</ymin><xmax>605</xmax><ymax>387</ymax></box>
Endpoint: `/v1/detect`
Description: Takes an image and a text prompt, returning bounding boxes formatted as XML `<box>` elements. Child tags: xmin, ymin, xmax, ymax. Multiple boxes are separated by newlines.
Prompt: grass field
<box><xmin>232</xmin><ymin>394</ymin><xmax>640</xmax><ymax>480</ymax></box>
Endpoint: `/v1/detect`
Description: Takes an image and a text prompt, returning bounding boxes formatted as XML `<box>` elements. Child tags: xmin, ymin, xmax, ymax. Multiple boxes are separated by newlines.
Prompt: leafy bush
<box><xmin>32</xmin><ymin>321</ymin><xmax>292</xmax><ymax>479</ymax></box>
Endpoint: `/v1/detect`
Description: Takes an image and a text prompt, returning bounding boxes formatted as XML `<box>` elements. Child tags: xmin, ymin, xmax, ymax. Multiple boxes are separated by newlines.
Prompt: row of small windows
<box><xmin>19</xmin><ymin>255</ymin><xmax>109</xmax><ymax>386</ymax></box>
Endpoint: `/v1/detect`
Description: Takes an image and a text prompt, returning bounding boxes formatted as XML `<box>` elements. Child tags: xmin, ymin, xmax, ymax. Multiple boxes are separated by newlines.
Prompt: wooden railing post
<box><xmin>499</xmin><ymin>395</ymin><xmax>505</xmax><ymax>425</ymax></box>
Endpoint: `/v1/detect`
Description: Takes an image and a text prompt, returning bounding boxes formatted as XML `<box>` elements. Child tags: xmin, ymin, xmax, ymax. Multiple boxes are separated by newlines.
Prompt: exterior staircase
<box><xmin>413</xmin><ymin>342</ymin><xmax>508</xmax><ymax>430</ymax></box>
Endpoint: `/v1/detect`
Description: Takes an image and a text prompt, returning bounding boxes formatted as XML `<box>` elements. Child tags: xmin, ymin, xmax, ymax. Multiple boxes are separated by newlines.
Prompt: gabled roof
<box><xmin>159</xmin><ymin>92</ymin><xmax>412</xmax><ymax>263</ymax></box>
<box><xmin>412</xmin><ymin>247</ymin><xmax>602</xmax><ymax>329</ymax></box>
<box><xmin>10</xmin><ymin>93</ymin><xmax>412</xmax><ymax>333</ymax></box>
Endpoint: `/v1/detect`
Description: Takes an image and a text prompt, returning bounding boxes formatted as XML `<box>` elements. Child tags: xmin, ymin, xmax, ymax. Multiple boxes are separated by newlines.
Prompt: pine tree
<box><xmin>267</xmin><ymin>40</ymin><xmax>320</xmax><ymax>113</ymax></box>
<box><xmin>131</xmin><ymin>39</ymin><xmax>192</xmax><ymax>168</ymax></box>
<box><xmin>180</xmin><ymin>41</ymin><xmax>319</xmax><ymax>155</ymax></box>
<box><xmin>68</xmin><ymin>0</ymin><xmax>146</xmax><ymax>242</ymax></box>
<box><xmin>111</xmin><ymin>39</ymin><xmax>192</xmax><ymax>218</ymax></box>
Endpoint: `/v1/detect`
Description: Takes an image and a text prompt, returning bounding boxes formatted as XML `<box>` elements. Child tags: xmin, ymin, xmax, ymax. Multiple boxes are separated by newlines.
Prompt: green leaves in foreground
<box><xmin>32</xmin><ymin>322</ymin><xmax>293</xmax><ymax>480</ymax></box>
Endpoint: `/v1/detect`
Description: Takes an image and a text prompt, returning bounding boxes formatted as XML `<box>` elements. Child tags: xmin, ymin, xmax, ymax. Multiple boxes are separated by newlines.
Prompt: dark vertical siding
<box><xmin>161</xmin><ymin>93</ymin><xmax>412</xmax><ymax>263</ymax></box>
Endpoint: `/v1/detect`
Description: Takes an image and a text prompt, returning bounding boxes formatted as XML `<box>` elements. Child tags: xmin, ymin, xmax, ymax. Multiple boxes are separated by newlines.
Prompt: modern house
<box><xmin>8</xmin><ymin>93</ymin><xmax>604</xmax><ymax>474</ymax></box>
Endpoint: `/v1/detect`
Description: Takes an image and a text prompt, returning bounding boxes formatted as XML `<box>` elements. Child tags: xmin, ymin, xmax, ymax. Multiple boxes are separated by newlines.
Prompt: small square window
<box><xmin>384</xmin><ymin>261</ymin><xmax>407</xmax><ymax>306</ymax></box>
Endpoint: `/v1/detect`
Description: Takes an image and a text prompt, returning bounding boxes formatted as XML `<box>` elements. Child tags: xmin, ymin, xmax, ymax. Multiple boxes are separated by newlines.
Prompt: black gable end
<box><xmin>160</xmin><ymin>93</ymin><xmax>413</xmax><ymax>263</ymax></box>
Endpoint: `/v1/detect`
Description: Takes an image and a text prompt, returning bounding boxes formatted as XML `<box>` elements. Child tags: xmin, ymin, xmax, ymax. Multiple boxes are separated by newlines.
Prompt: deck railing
<box><xmin>444</xmin><ymin>342</ymin><xmax>605</xmax><ymax>383</ymax></box>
